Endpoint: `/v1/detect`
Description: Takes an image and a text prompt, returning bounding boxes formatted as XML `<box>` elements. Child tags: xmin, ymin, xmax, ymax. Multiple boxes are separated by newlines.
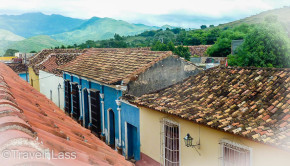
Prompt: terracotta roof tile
<box><xmin>0</xmin><ymin>63</ymin><xmax>133</xmax><ymax>166</ymax></box>
<box><xmin>59</xmin><ymin>48</ymin><xmax>173</xmax><ymax>85</ymax></box>
<box><xmin>186</xmin><ymin>45</ymin><xmax>212</xmax><ymax>57</ymax></box>
<box><xmin>129</xmin><ymin>66</ymin><xmax>290</xmax><ymax>151</ymax></box>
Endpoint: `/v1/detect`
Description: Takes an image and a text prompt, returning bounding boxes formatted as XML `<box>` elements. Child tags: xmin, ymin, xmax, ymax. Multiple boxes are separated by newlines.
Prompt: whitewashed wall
<box><xmin>39</xmin><ymin>70</ymin><xmax>64</xmax><ymax>110</ymax></box>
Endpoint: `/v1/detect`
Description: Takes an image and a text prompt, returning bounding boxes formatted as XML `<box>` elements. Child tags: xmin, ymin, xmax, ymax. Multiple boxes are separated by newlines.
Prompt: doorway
<box><xmin>127</xmin><ymin>123</ymin><xmax>137</xmax><ymax>160</ymax></box>
<box><xmin>90</xmin><ymin>90</ymin><xmax>101</xmax><ymax>137</ymax></box>
<box><xmin>108</xmin><ymin>109</ymin><xmax>115</xmax><ymax>149</ymax></box>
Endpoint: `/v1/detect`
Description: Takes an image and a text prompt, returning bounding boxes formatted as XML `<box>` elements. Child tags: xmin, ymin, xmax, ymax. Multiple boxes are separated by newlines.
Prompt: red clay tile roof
<box><xmin>186</xmin><ymin>45</ymin><xmax>212</xmax><ymax>57</ymax></box>
<box><xmin>29</xmin><ymin>49</ymin><xmax>86</xmax><ymax>75</ymax></box>
<box><xmin>129</xmin><ymin>66</ymin><xmax>290</xmax><ymax>151</ymax></box>
<box><xmin>59</xmin><ymin>48</ymin><xmax>173</xmax><ymax>85</ymax></box>
<box><xmin>0</xmin><ymin>63</ymin><xmax>133</xmax><ymax>166</ymax></box>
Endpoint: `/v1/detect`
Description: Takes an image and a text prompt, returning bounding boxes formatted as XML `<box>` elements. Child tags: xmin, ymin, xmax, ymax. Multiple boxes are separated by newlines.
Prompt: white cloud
<box><xmin>0</xmin><ymin>0</ymin><xmax>288</xmax><ymax>27</ymax></box>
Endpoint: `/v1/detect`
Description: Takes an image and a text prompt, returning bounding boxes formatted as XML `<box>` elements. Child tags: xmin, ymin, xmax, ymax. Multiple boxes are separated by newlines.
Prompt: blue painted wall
<box><xmin>121</xmin><ymin>102</ymin><xmax>140</xmax><ymax>160</ymax></box>
<box><xmin>18</xmin><ymin>73</ymin><xmax>29</xmax><ymax>82</ymax></box>
<box><xmin>63</xmin><ymin>72</ymin><xmax>141</xmax><ymax>160</ymax></box>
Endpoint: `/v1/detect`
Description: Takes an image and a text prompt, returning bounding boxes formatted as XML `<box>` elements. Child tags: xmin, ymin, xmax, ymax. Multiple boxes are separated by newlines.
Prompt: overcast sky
<box><xmin>0</xmin><ymin>0</ymin><xmax>289</xmax><ymax>28</ymax></box>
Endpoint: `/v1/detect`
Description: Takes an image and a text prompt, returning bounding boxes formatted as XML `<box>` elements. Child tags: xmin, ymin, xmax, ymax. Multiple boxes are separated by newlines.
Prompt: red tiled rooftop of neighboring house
<box><xmin>186</xmin><ymin>45</ymin><xmax>212</xmax><ymax>57</ymax></box>
<box><xmin>29</xmin><ymin>49</ymin><xmax>86</xmax><ymax>75</ymax></box>
<box><xmin>128</xmin><ymin>66</ymin><xmax>290</xmax><ymax>151</ymax></box>
<box><xmin>58</xmin><ymin>48</ymin><xmax>173</xmax><ymax>85</ymax></box>
<box><xmin>37</xmin><ymin>53</ymin><xmax>80</xmax><ymax>76</ymax></box>
<box><xmin>0</xmin><ymin>63</ymin><xmax>133</xmax><ymax>166</ymax></box>
<box><xmin>6</xmin><ymin>63</ymin><xmax>27</xmax><ymax>73</ymax></box>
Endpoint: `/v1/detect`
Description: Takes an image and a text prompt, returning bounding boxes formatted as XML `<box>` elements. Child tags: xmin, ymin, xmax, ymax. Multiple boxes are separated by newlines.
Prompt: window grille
<box><xmin>220</xmin><ymin>139</ymin><xmax>252</xmax><ymax>166</ymax></box>
<box><xmin>160</xmin><ymin>118</ymin><xmax>180</xmax><ymax>166</ymax></box>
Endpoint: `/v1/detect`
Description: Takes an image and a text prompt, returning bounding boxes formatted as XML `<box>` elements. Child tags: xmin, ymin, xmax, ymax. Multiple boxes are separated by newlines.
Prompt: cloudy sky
<box><xmin>0</xmin><ymin>0</ymin><xmax>289</xmax><ymax>28</ymax></box>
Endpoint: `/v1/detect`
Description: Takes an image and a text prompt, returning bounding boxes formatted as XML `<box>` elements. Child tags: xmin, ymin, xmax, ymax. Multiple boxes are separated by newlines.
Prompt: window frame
<box><xmin>160</xmin><ymin>118</ymin><xmax>181</xmax><ymax>166</ymax></box>
<box><xmin>220</xmin><ymin>139</ymin><xmax>252</xmax><ymax>166</ymax></box>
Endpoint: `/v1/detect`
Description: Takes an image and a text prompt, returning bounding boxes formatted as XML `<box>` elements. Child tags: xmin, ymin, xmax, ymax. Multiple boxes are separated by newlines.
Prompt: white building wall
<box><xmin>39</xmin><ymin>70</ymin><xmax>64</xmax><ymax>110</ymax></box>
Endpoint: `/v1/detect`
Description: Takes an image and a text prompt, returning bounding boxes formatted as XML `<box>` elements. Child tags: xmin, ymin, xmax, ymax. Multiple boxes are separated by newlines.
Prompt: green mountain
<box><xmin>0</xmin><ymin>29</ymin><xmax>25</xmax><ymax>56</ymax></box>
<box><xmin>6</xmin><ymin>35</ymin><xmax>63</xmax><ymax>53</ymax></box>
<box><xmin>0</xmin><ymin>12</ymin><xmax>86</xmax><ymax>37</ymax></box>
<box><xmin>219</xmin><ymin>6</ymin><xmax>290</xmax><ymax>35</ymax></box>
<box><xmin>51</xmin><ymin>17</ymin><xmax>159</xmax><ymax>44</ymax></box>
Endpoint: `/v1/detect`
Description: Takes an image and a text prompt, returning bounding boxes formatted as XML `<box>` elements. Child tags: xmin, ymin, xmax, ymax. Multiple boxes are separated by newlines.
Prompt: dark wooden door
<box><xmin>64</xmin><ymin>80</ymin><xmax>71</xmax><ymax>115</ymax></box>
<box><xmin>90</xmin><ymin>90</ymin><xmax>101</xmax><ymax>136</ymax></box>
<box><xmin>71</xmin><ymin>83</ymin><xmax>80</xmax><ymax>121</ymax></box>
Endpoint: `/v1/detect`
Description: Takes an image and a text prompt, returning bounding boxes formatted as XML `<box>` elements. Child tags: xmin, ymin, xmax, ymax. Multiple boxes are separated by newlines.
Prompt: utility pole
<box><xmin>25</xmin><ymin>53</ymin><xmax>28</xmax><ymax>82</ymax></box>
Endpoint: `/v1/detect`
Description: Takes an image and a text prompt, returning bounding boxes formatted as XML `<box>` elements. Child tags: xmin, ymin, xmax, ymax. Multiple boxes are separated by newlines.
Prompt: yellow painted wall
<box><xmin>28</xmin><ymin>67</ymin><xmax>40</xmax><ymax>91</ymax></box>
<box><xmin>0</xmin><ymin>56</ymin><xmax>15</xmax><ymax>61</ymax></box>
<box><xmin>140</xmin><ymin>106</ymin><xmax>290</xmax><ymax>166</ymax></box>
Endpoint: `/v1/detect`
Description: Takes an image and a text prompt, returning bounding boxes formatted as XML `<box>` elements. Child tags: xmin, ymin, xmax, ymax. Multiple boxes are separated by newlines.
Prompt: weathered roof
<box><xmin>187</xmin><ymin>45</ymin><xmax>211</xmax><ymax>57</ymax></box>
<box><xmin>29</xmin><ymin>49</ymin><xmax>86</xmax><ymax>75</ymax></box>
<box><xmin>59</xmin><ymin>48</ymin><xmax>173</xmax><ymax>85</ymax></box>
<box><xmin>37</xmin><ymin>54</ymin><xmax>80</xmax><ymax>76</ymax></box>
<box><xmin>6</xmin><ymin>63</ymin><xmax>27</xmax><ymax>73</ymax></box>
<box><xmin>0</xmin><ymin>63</ymin><xmax>133</xmax><ymax>166</ymax></box>
<box><xmin>129</xmin><ymin>66</ymin><xmax>290</xmax><ymax>151</ymax></box>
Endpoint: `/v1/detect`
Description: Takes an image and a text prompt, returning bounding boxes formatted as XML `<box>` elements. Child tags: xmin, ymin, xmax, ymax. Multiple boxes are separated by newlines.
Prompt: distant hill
<box><xmin>6</xmin><ymin>35</ymin><xmax>63</xmax><ymax>53</ymax></box>
<box><xmin>0</xmin><ymin>29</ymin><xmax>24</xmax><ymax>56</ymax></box>
<box><xmin>0</xmin><ymin>12</ymin><xmax>86</xmax><ymax>37</ymax></box>
<box><xmin>51</xmin><ymin>17</ymin><xmax>159</xmax><ymax>44</ymax></box>
<box><xmin>219</xmin><ymin>6</ymin><xmax>290</xmax><ymax>35</ymax></box>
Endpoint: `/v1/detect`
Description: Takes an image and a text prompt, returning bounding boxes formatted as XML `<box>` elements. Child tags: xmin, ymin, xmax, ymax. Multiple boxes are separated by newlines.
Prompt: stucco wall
<box><xmin>63</xmin><ymin>73</ymin><xmax>140</xmax><ymax>160</ymax></box>
<box><xmin>140</xmin><ymin>106</ymin><xmax>290</xmax><ymax>166</ymax></box>
<box><xmin>39</xmin><ymin>70</ymin><xmax>64</xmax><ymax>110</ymax></box>
<box><xmin>28</xmin><ymin>67</ymin><xmax>40</xmax><ymax>91</ymax></box>
<box><xmin>121</xmin><ymin>101</ymin><xmax>140</xmax><ymax>160</ymax></box>
<box><xmin>127</xmin><ymin>56</ymin><xmax>201</xmax><ymax>97</ymax></box>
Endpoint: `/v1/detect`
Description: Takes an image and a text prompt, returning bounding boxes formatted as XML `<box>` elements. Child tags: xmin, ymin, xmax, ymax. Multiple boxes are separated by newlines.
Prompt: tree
<box><xmin>30</xmin><ymin>50</ymin><xmax>37</xmax><ymax>53</ymax></box>
<box><xmin>114</xmin><ymin>34</ymin><xmax>124</xmax><ymax>41</ymax></box>
<box><xmin>174</xmin><ymin>46</ymin><xmax>191</xmax><ymax>60</ymax></box>
<box><xmin>206</xmin><ymin>24</ymin><xmax>249</xmax><ymax>57</ymax></box>
<box><xmin>229</xmin><ymin>24</ymin><xmax>290</xmax><ymax>68</ymax></box>
<box><xmin>209</xmin><ymin>25</ymin><xmax>215</xmax><ymax>28</ymax></box>
<box><xmin>200</xmin><ymin>25</ymin><xmax>207</xmax><ymax>29</ymax></box>
<box><xmin>151</xmin><ymin>41</ymin><xmax>191</xmax><ymax>60</ymax></box>
<box><xmin>3</xmin><ymin>49</ymin><xmax>19</xmax><ymax>57</ymax></box>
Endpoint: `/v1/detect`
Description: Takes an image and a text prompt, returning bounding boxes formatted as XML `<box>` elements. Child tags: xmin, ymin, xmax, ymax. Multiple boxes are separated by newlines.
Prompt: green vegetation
<box><xmin>151</xmin><ymin>41</ymin><xmax>191</xmax><ymax>60</ymax></box>
<box><xmin>70</xmin><ymin>27</ymin><xmax>221</xmax><ymax>49</ymax></box>
<box><xmin>228</xmin><ymin>23</ymin><xmax>290</xmax><ymax>68</ymax></box>
<box><xmin>206</xmin><ymin>24</ymin><xmax>252</xmax><ymax>57</ymax></box>
<box><xmin>6</xmin><ymin>35</ymin><xmax>63</xmax><ymax>53</ymax></box>
<box><xmin>3</xmin><ymin>49</ymin><xmax>19</xmax><ymax>57</ymax></box>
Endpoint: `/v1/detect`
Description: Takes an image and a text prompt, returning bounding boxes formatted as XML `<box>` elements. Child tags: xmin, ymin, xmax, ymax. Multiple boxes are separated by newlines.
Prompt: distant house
<box><xmin>127</xmin><ymin>67</ymin><xmax>290</xmax><ymax>166</ymax></box>
<box><xmin>28</xmin><ymin>49</ymin><xmax>85</xmax><ymax>91</ymax></box>
<box><xmin>186</xmin><ymin>45</ymin><xmax>227</xmax><ymax>69</ymax></box>
<box><xmin>190</xmin><ymin>56</ymin><xmax>227</xmax><ymax>69</ymax></box>
<box><xmin>231</xmin><ymin>39</ymin><xmax>244</xmax><ymax>55</ymax></box>
<box><xmin>0</xmin><ymin>56</ymin><xmax>16</xmax><ymax>63</ymax></box>
<box><xmin>6</xmin><ymin>63</ymin><xmax>29</xmax><ymax>81</ymax></box>
<box><xmin>58</xmin><ymin>48</ymin><xmax>201</xmax><ymax>161</ymax></box>
<box><xmin>15</xmin><ymin>52</ymin><xmax>35</xmax><ymax>64</ymax></box>
<box><xmin>0</xmin><ymin>62</ymin><xmax>133</xmax><ymax>166</ymax></box>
